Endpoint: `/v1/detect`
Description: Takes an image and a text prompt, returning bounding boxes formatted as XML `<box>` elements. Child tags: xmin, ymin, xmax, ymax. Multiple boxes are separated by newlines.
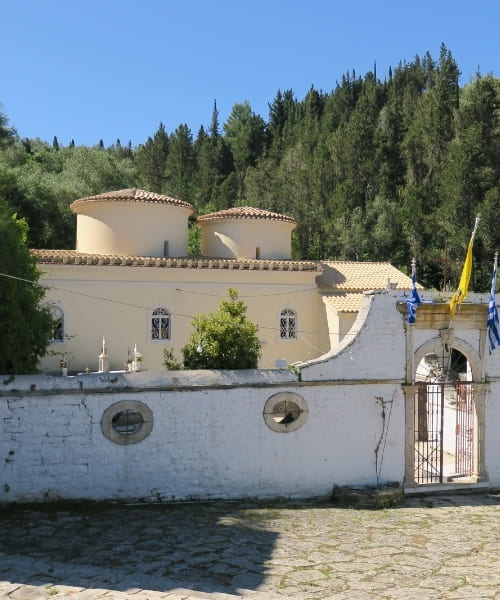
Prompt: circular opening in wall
<box><xmin>112</xmin><ymin>410</ymin><xmax>144</xmax><ymax>435</ymax></box>
<box><xmin>271</xmin><ymin>400</ymin><xmax>301</xmax><ymax>424</ymax></box>
<box><xmin>263</xmin><ymin>392</ymin><xmax>308</xmax><ymax>433</ymax></box>
<box><xmin>101</xmin><ymin>400</ymin><xmax>153</xmax><ymax>444</ymax></box>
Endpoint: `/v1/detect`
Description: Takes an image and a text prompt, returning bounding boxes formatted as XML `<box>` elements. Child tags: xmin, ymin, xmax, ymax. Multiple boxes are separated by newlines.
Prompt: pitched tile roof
<box><xmin>197</xmin><ymin>206</ymin><xmax>297</xmax><ymax>225</ymax></box>
<box><xmin>31</xmin><ymin>250</ymin><xmax>320</xmax><ymax>272</ymax></box>
<box><xmin>322</xmin><ymin>292</ymin><xmax>370</xmax><ymax>313</ymax></box>
<box><xmin>70</xmin><ymin>188</ymin><xmax>194</xmax><ymax>213</ymax></box>
<box><xmin>317</xmin><ymin>261</ymin><xmax>417</xmax><ymax>292</ymax></box>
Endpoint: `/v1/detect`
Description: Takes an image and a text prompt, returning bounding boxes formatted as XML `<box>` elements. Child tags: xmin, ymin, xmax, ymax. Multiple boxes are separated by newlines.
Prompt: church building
<box><xmin>33</xmin><ymin>188</ymin><xmax>415</xmax><ymax>373</ymax></box>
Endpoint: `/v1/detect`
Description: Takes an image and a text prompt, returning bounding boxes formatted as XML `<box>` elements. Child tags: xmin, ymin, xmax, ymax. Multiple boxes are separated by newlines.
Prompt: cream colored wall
<box><xmin>39</xmin><ymin>264</ymin><xmax>329</xmax><ymax>373</ymax></box>
<box><xmin>339</xmin><ymin>313</ymin><xmax>357</xmax><ymax>343</ymax></box>
<box><xmin>200</xmin><ymin>220</ymin><xmax>295</xmax><ymax>260</ymax></box>
<box><xmin>75</xmin><ymin>202</ymin><xmax>192</xmax><ymax>257</ymax></box>
<box><xmin>322</xmin><ymin>300</ymin><xmax>340</xmax><ymax>348</ymax></box>
<box><xmin>320</xmin><ymin>302</ymin><xmax>359</xmax><ymax>349</ymax></box>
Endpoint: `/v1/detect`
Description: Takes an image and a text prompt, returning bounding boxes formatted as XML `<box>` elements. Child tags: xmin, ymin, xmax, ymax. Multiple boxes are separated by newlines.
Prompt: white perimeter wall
<box><xmin>0</xmin><ymin>371</ymin><xmax>406</xmax><ymax>503</ymax></box>
<box><xmin>486</xmin><ymin>382</ymin><xmax>500</xmax><ymax>485</ymax></box>
<box><xmin>3</xmin><ymin>291</ymin><xmax>500</xmax><ymax>504</ymax></box>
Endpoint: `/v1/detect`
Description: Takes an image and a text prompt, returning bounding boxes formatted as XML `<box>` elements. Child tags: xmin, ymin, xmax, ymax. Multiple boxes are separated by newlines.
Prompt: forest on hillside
<box><xmin>1</xmin><ymin>44</ymin><xmax>500</xmax><ymax>291</ymax></box>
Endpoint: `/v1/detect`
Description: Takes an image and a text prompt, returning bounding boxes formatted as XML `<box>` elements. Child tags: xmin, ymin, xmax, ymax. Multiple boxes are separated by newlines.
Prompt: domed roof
<box><xmin>70</xmin><ymin>188</ymin><xmax>193</xmax><ymax>213</ymax></box>
<box><xmin>197</xmin><ymin>206</ymin><xmax>297</xmax><ymax>226</ymax></box>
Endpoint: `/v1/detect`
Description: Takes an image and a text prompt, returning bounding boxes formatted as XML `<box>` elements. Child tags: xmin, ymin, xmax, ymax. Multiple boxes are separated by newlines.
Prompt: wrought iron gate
<box><xmin>414</xmin><ymin>382</ymin><xmax>474</xmax><ymax>484</ymax></box>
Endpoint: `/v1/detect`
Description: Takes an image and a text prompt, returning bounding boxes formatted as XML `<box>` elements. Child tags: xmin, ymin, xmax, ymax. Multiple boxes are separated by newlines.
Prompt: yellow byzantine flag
<box><xmin>449</xmin><ymin>214</ymin><xmax>481</xmax><ymax>319</ymax></box>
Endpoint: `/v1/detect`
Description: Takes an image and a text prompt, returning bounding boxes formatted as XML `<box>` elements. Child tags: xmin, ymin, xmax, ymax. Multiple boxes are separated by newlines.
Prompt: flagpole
<box><xmin>449</xmin><ymin>213</ymin><xmax>481</xmax><ymax>321</ymax></box>
<box><xmin>482</xmin><ymin>251</ymin><xmax>499</xmax><ymax>380</ymax></box>
<box><xmin>409</xmin><ymin>257</ymin><xmax>416</xmax><ymax>384</ymax></box>
<box><xmin>471</xmin><ymin>213</ymin><xmax>481</xmax><ymax>243</ymax></box>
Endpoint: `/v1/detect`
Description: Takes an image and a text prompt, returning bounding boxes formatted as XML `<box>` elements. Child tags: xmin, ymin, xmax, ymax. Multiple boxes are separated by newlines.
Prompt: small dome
<box><xmin>197</xmin><ymin>206</ymin><xmax>297</xmax><ymax>226</ymax></box>
<box><xmin>197</xmin><ymin>206</ymin><xmax>296</xmax><ymax>260</ymax></box>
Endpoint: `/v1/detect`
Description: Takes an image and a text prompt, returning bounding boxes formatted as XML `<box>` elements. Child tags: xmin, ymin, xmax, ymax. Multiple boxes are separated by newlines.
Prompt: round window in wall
<box><xmin>101</xmin><ymin>400</ymin><xmax>153</xmax><ymax>444</ymax></box>
<box><xmin>263</xmin><ymin>392</ymin><xmax>308</xmax><ymax>433</ymax></box>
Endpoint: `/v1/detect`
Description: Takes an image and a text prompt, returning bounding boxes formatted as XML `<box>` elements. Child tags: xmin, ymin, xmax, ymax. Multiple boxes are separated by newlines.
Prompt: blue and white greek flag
<box><xmin>487</xmin><ymin>258</ymin><xmax>500</xmax><ymax>354</ymax></box>
<box><xmin>406</xmin><ymin>265</ymin><xmax>421</xmax><ymax>324</ymax></box>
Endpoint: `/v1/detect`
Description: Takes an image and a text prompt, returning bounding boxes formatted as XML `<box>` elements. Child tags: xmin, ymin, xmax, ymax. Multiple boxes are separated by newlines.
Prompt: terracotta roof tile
<box><xmin>197</xmin><ymin>206</ymin><xmax>297</xmax><ymax>225</ymax></box>
<box><xmin>70</xmin><ymin>188</ymin><xmax>193</xmax><ymax>213</ymax></box>
<box><xmin>317</xmin><ymin>261</ymin><xmax>418</xmax><ymax>291</ymax></box>
<box><xmin>31</xmin><ymin>250</ymin><xmax>320</xmax><ymax>272</ymax></box>
<box><xmin>322</xmin><ymin>292</ymin><xmax>367</xmax><ymax>313</ymax></box>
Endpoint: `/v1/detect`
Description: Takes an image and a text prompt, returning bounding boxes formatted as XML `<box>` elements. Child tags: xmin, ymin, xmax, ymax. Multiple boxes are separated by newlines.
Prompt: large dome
<box><xmin>70</xmin><ymin>188</ymin><xmax>193</xmax><ymax>212</ymax></box>
<box><xmin>71</xmin><ymin>188</ymin><xmax>194</xmax><ymax>257</ymax></box>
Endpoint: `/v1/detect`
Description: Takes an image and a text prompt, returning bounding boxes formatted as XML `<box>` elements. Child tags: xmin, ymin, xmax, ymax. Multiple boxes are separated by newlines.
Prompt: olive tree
<box><xmin>0</xmin><ymin>197</ymin><xmax>54</xmax><ymax>374</ymax></box>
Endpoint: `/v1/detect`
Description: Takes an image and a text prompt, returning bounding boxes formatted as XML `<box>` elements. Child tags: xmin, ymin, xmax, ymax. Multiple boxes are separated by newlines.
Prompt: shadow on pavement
<box><xmin>0</xmin><ymin>493</ymin><xmax>498</xmax><ymax>596</ymax></box>
<box><xmin>0</xmin><ymin>501</ymin><xmax>280</xmax><ymax>596</ymax></box>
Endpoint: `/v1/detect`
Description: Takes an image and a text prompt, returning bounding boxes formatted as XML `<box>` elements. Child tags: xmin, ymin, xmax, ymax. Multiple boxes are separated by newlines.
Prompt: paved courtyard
<box><xmin>0</xmin><ymin>492</ymin><xmax>499</xmax><ymax>600</ymax></box>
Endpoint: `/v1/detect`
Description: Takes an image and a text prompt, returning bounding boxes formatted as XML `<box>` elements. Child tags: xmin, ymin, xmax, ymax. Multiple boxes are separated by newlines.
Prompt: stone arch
<box><xmin>414</xmin><ymin>334</ymin><xmax>482</xmax><ymax>382</ymax></box>
<box><xmin>405</xmin><ymin>330</ymin><xmax>488</xmax><ymax>487</ymax></box>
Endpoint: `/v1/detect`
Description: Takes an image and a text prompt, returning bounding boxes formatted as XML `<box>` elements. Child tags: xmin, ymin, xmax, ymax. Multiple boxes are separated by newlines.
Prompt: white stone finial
<box><xmin>98</xmin><ymin>336</ymin><xmax>110</xmax><ymax>372</ymax></box>
<box><xmin>132</xmin><ymin>344</ymin><xmax>142</xmax><ymax>371</ymax></box>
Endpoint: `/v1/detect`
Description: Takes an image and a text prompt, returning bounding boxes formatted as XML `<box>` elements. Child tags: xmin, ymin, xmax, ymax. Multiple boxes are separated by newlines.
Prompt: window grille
<box><xmin>51</xmin><ymin>306</ymin><xmax>64</xmax><ymax>342</ymax></box>
<box><xmin>280</xmin><ymin>308</ymin><xmax>297</xmax><ymax>339</ymax></box>
<box><xmin>151</xmin><ymin>308</ymin><xmax>171</xmax><ymax>341</ymax></box>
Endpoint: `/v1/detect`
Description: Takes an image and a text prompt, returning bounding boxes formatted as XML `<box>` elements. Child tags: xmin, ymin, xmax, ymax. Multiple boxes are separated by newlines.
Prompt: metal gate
<box><xmin>414</xmin><ymin>382</ymin><xmax>474</xmax><ymax>484</ymax></box>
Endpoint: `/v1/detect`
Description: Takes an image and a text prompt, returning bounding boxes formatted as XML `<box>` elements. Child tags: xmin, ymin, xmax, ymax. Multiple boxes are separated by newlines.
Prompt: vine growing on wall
<box><xmin>374</xmin><ymin>393</ymin><xmax>395</xmax><ymax>488</ymax></box>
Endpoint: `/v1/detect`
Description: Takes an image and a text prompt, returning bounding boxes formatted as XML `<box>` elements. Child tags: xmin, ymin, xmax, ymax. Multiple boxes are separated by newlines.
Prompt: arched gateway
<box><xmin>402</xmin><ymin>302</ymin><xmax>488</xmax><ymax>488</ymax></box>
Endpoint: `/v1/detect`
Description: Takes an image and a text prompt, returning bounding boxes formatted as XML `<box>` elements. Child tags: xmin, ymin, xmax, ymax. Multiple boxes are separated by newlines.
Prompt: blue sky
<box><xmin>2</xmin><ymin>0</ymin><xmax>499</xmax><ymax>148</ymax></box>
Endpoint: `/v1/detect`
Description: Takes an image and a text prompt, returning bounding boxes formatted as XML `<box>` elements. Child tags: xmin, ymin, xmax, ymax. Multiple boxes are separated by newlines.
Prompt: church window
<box><xmin>151</xmin><ymin>307</ymin><xmax>171</xmax><ymax>341</ymax></box>
<box><xmin>280</xmin><ymin>308</ymin><xmax>297</xmax><ymax>340</ymax></box>
<box><xmin>50</xmin><ymin>306</ymin><xmax>64</xmax><ymax>343</ymax></box>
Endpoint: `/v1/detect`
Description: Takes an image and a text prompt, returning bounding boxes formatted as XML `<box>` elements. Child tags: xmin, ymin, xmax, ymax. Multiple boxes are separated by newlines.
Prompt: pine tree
<box><xmin>223</xmin><ymin>101</ymin><xmax>266</xmax><ymax>185</ymax></box>
<box><xmin>165</xmin><ymin>124</ymin><xmax>195</xmax><ymax>201</ymax></box>
<box><xmin>136</xmin><ymin>122</ymin><xmax>169</xmax><ymax>193</ymax></box>
<box><xmin>210</xmin><ymin>99</ymin><xmax>220</xmax><ymax>138</ymax></box>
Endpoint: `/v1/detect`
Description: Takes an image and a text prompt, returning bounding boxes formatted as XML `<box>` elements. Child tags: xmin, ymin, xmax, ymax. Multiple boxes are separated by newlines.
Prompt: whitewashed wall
<box><xmin>486</xmin><ymin>382</ymin><xmax>500</xmax><ymax>485</ymax></box>
<box><xmin>0</xmin><ymin>371</ymin><xmax>405</xmax><ymax>503</ymax></box>
<box><xmin>2</xmin><ymin>291</ymin><xmax>500</xmax><ymax>504</ymax></box>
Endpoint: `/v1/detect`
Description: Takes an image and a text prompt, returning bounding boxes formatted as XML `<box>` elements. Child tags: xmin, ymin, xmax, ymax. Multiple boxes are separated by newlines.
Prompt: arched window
<box><xmin>279</xmin><ymin>307</ymin><xmax>297</xmax><ymax>340</ymax></box>
<box><xmin>50</xmin><ymin>306</ymin><xmax>64</xmax><ymax>343</ymax></box>
<box><xmin>151</xmin><ymin>307</ymin><xmax>171</xmax><ymax>341</ymax></box>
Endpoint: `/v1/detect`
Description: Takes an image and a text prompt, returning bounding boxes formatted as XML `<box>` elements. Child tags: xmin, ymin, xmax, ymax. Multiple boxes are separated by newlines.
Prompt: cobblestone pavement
<box><xmin>0</xmin><ymin>492</ymin><xmax>499</xmax><ymax>600</ymax></box>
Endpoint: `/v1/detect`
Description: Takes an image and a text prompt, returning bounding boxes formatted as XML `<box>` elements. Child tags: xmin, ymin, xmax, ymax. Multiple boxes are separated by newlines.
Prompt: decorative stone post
<box><xmin>98</xmin><ymin>337</ymin><xmax>110</xmax><ymax>373</ymax></box>
<box><xmin>132</xmin><ymin>344</ymin><xmax>142</xmax><ymax>372</ymax></box>
<box><xmin>59</xmin><ymin>354</ymin><xmax>68</xmax><ymax>377</ymax></box>
<box><xmin>125</xmin><ymin>347</ymin><xmax>133</xmax><ymax>372</ymax></box>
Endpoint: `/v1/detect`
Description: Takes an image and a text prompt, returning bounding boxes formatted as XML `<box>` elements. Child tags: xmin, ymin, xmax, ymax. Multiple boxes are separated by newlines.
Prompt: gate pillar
<box><xmin>403</xmin><ymin>384</ymin><xmax>418</xmax><ymax>488</ymax></box>
<box><xmin>471</xmin><ymin>383</ymin><xmax>488</xmax><ymax>482</ymax></box>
